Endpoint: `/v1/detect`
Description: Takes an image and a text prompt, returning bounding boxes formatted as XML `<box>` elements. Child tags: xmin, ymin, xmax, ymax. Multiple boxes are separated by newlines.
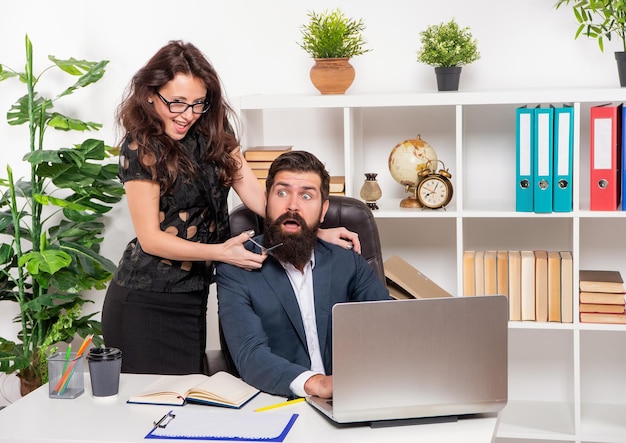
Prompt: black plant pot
<box><xmin>434</xmin><ymin>66</ymin><xmax>462</xmax><ymax>91</ymax></box>
<box><xmin>615</xmin><ymin>52</ymin><xmax>626</xmax><ymax>87</ymax></box>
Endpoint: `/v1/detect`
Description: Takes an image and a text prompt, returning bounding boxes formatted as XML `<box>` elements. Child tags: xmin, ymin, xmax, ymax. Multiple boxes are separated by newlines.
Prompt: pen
<box><xmin>61</xmin><ymin>344</ymin><xmax>72</xmax><ymax>377</ymax></box>
<box><xmin>254</xmin><ymin>397</ymin><xmax>305</xmax><ymax>412</ymax></box>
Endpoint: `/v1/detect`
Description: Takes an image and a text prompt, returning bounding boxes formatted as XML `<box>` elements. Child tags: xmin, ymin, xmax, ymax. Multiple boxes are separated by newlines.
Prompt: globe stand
<box><xmin>400</xmin><ymin>184</ymin><xmax>422</xmax><ymax>208</ymax></box>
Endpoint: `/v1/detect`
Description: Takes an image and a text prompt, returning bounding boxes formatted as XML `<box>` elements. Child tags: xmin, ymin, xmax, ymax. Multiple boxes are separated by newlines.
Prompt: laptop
<box><xmin>306</xmin><ymin>295</ymin><xmax>508</xmax><ymax>425</ymax></box>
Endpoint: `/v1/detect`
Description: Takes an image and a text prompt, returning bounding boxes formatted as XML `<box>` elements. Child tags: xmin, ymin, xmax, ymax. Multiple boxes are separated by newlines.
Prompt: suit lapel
<box><xmin>261</xmin><ymin>259</ymin><xmax>307</xmax><ymax>345</ymax></box>
<box><xmin>312</xmin><ymin>245</ymin><xmax>332</xmax><ymax>360</ymax></box>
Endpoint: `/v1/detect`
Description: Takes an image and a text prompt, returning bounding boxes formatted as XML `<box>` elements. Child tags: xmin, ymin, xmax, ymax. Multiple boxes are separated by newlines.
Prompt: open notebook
<box><xmin>307</xmin><ymin>295</ymin><xmax>508</xmax><ymax>424</ymax></box>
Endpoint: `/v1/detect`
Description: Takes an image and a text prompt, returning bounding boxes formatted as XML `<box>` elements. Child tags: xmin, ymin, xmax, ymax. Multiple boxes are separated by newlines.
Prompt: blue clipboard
<box><xmin>145</xmin><ymin>409</ymin><xmax>299</xmax><ymax>441</ymax></box>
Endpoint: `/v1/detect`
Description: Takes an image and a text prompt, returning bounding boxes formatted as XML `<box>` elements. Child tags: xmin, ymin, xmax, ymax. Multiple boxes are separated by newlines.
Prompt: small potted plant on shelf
<box><xmin>298</xmin><ymin>8</ymin><xmax>372</xmax><ymax>94</ymax></box>
<box><xmin>416</xmin><ymin>18</ymin><xmax>480</xmax><ymax>91</ymax></box>
<box><xmin>555</xmin><ymin>0</ymin><xmax>626</xmax><ymax>87</ymax></box>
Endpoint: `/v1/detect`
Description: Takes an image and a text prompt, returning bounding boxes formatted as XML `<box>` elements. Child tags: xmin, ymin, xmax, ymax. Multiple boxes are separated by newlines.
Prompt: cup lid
<box><xmin>87</xmin><ymin>347</ymin><xmax>122</xmax><ymax>361</ymax></box>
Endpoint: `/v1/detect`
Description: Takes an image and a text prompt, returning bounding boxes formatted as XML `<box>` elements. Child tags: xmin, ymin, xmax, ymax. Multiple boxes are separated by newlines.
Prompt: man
<box><xmin>216</xmin><ymin>151</ymin><xmax>391</xmax><ymax>399</ymax></box>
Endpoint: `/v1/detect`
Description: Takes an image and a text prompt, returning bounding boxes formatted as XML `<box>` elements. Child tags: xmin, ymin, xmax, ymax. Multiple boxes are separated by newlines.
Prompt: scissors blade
<box><xmin>247</xmin><ymin>238</ymin><xmax>283</xmax><ymax>255</ymax></box>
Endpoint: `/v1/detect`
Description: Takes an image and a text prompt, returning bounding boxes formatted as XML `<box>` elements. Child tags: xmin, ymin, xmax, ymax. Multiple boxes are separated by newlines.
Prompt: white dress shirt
<box><xmin>281</xmin><ymin>253</ymin><xmax>325</xmax><ymax>397</ymax></box>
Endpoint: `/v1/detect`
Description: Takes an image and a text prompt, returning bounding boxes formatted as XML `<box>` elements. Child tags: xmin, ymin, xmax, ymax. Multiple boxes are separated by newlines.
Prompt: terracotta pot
<box><xmin>309</xmin><ymin>58</ymin><xmax>355</xmax><ymax>95</ymax></box>
<box><xmin>18</xmin><ymin>367</ymin><xmax>42</xmax><ymax>397</ymax></box>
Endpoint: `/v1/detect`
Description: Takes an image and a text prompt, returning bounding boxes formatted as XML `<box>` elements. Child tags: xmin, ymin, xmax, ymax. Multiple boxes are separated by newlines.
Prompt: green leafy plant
<box><xmin>555</xmin><ymin>0</ymin><xmax>626</xmax><ymax>52</ymax></box>
<box><xmin>416</xmin><ymin>19</ymin><xmax>480</xmax><ymax>67</ymax></box>
<box><xmin>0</xmin><ymin>35</ymin><xmax>124</xmax><ymax>394</ymax></box>
<box><xmin>298</xmin><ymin>8</ymin><xmax>372</xmax><ymax>58</ymax></box>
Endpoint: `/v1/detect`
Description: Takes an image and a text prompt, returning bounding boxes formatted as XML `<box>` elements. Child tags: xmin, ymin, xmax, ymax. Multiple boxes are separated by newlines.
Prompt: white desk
<box><xmin>0</xmin><ymin>373</ymin><xmax>499</xmax><ymax>442</ymax></box>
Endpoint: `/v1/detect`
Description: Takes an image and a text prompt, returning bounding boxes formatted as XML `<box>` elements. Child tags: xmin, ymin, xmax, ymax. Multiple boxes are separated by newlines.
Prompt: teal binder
<box><xmin>515</xmin><ymin>106</ymin><xmax>535</xmax><ymax>212</ymax></box>
<box><xmin>553</xmin><ymin>105</ymin><xmax>574</xmax><ymax>212</ymax></box>
<box><xmin>533</xmin><ymin>105</ymin><xmax>555</xmax><ymax>213</ymax></box>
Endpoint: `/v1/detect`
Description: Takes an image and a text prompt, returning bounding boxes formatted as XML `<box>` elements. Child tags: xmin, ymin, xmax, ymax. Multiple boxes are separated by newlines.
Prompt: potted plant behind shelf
<box><xmin>298</xmin><ymin>8</ymin><xmax>372</xmax><ymax>94</ymax></box>
<box><xmin>416</xmin><ymin>19</ymin><xmax>480</xmax><ymax>91</ymax></box>
<box><xmin>555</xmin><ymin>0</ymin><xmax>626</xmax><ymax>86</ymax></box>
<box><xmin>0</xmin><ymin>35</ymin><xmax>124</xmax><ymax>396</ymax></box>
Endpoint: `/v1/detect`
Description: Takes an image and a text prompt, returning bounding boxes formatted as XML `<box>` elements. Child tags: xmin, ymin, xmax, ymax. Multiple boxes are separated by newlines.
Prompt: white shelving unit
<box><xmin>235</xmin><ymin>88</ymin><xmax>626</xmax><ymax>443</ymax></box>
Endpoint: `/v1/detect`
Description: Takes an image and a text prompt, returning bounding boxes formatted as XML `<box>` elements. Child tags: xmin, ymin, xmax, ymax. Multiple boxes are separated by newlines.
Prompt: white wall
<box><xmin>0</xmin><ymin>0</ymin><xmax>618</xmax><ymax>397</ymax></box>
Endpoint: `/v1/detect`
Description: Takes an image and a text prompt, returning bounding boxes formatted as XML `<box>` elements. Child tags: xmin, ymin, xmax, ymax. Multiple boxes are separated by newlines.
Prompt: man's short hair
<box><xmin>265</xmin><ymin>151</ymin><xmax>331</xmax><ymax>201</ymax></box>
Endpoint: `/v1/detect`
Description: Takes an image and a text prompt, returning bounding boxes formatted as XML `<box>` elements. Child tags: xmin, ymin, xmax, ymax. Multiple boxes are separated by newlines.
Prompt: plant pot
<box><xmin>434</xmin><ymin>66</ymin><xmax>462</xmax><ymax>91</ymax></box>
<box><xmin>615</xmin><ymin>52</ymin><xmax>626</xmax><ymax>87</ymax></box>
<box><xmin>309</xmin><ymin>58</ymin><xmax>355</xmax><ymax>94</ymax></box>
<box><xmin>18</xmin><ymin>367</ymin><xmax>42</xmax><ymax>397</ymax></box>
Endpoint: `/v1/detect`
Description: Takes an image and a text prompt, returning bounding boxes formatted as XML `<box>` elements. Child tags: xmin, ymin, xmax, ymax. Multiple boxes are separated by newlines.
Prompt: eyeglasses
<box><xmin>156</xmin><ymin>92</ymin><xmax>210</xmax><ymax>114</ymax></box>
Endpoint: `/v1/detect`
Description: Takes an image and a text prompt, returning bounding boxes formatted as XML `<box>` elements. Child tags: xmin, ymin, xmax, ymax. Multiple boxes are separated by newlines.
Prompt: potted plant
<box><xmin>416</xmin><ymin>19</ymin><xmax>480</xmax><ymax>91</ymax></box>
<box><xmin>0</xmin><ymin>35</ymin><xmax>124</xmax><ymax>396</ymax></box>
<box><xmin>555</xmin><ymin>0</ymin><xmax>626</xmax><ymax>86</ymax></box>
<box><xmin>298</xmin><ymin>8</ymin><xmax>372</xmax><ymax>94</ymax></box>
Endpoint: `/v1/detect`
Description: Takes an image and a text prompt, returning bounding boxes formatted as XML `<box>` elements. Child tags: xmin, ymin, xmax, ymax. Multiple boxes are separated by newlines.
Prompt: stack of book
<box><xmin>579</xmin><ymin>270</ymin><xmax>626</xmax><ymax>324</ymax></box>
<box><xmin>243</xmin><ymin>145</ymin><xmax>293</xmax><ymax>187</ymax></box>
<box><xmin>462</xmin><ymin>250</ymin><xmax>573</xmax><ymax>323</ymax></box>
<box><xmin>329</xmin><ymin>176</ymin><xmax>345</xmax><ymax>196</ymax></box>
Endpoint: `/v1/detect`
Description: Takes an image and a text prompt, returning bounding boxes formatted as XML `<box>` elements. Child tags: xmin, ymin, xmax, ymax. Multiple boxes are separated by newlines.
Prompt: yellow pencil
<box><xmin>254</xmin><ymin>397</ymin><xmax>305</xmax><ymax>412</ymax></box>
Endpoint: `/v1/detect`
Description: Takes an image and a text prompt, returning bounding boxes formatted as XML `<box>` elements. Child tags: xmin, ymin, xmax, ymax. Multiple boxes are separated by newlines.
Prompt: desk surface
<box><xmin>0</xmin><ymin>373</ymin><xmax>499</xmax><ymax>443</ymax></box>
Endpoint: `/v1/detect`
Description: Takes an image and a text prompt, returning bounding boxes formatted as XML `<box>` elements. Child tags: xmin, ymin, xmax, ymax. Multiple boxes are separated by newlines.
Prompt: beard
<box><xmin>264</xmin><ymin>211</ymin><xmax>320</xmax><ymax>269</ymax></box>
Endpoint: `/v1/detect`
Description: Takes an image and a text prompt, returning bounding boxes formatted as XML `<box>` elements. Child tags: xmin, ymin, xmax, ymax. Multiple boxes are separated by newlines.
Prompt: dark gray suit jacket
<box><xmin>215</xmin><ymin>236</ymin><xmax>390</xmax><ymax>397</ymax></box>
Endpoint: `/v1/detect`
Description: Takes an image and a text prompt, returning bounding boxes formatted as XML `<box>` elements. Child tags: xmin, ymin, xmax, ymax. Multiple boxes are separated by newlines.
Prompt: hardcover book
<box><xmin>244</xmin><ymin>145</ymin><xmax>293</xmax><ymax>161</ymax></box>
<box><xmin>128</xmin><ymin>372</ymin><xmax>259</xmax><ymax>408</ymax></box>
<box><xmin>579</xmin><ymin>303</ymin><xmax>625</xmax><ymax>314</ymax></box>
<box><xmin>580</xmin><ymin>312</ymin><xmax>626</xmax><ymax>324</ymax></box>
<box><xmin>384</xmin><ymin>255</ymin><xmax>452</xmax><ymax>300</ymax></box>
<box><xmin>579</xmin><ymin>291</ymin><xmax>626</xmax><ymax>305</ymax></box>
<box><xmin>579</xmin><ymin>270</ymin><xmax>625</xmax><ymax>293</ymax></box>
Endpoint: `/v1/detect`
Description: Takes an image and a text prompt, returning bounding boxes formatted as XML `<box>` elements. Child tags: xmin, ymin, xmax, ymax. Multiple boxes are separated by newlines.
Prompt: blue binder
<box><xmin>622</xmin><ymin>106</ymin><xmax>626</xmax><ymax>211</ymax></box>
<box><xmin>553</xmin><ymin>105</ymin><xmax>574</xmax><ymax>212</ymax></box>
<box><xmin>533</xmin><ymin>106</ymin><xmax>554</xmax><ymax>213</ymax></box>
<box><xmin>516</xmin><ymin>106</ymin><xmax>535</xmax><ymax>212</ymax></box>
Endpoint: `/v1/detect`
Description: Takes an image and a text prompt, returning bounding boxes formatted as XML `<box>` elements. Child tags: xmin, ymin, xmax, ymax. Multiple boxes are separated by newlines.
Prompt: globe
<box><xmin>388</xmin><ymin>135</ymin><xmax>438</xmax><ymax>207</ymax></box>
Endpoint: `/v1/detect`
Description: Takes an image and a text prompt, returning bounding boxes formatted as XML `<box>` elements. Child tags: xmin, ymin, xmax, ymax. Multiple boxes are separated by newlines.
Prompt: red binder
<box><xmin>590</xmin><ymin>103</ymin><xmax>622</xmax><ymax>211</ymax></box>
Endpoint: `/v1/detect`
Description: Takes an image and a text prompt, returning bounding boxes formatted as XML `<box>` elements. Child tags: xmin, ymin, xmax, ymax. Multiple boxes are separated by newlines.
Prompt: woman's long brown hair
<box><xmin>116</xmin><ymin>40</ymin><xmax>240</xmax><ymax>193</ymax></box>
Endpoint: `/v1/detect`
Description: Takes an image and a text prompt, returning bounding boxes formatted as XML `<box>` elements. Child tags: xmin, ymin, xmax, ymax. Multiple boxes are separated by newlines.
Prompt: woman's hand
<box><xmin>317</xmin><ymin>227</ymin><xmax>361</xmax><ymax>254</ymax></box>
<box><xmin>220</xmin><ymin>231</ymin><xmax>268</xmax><ymax>270</ymax></box>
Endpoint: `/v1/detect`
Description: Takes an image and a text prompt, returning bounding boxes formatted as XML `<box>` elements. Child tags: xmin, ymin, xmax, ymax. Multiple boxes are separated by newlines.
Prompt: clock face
<box><xmin>417</xmin><ymin>176</ymin><xmax>452</xmax><ymax>209</ymax></box>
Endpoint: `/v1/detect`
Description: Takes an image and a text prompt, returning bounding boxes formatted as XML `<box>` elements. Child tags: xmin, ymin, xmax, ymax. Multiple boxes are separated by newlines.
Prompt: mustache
<box><xmin>273</xmin><ymin>211</ymin><xmax>308</xmax><ymax>228</ymax></box>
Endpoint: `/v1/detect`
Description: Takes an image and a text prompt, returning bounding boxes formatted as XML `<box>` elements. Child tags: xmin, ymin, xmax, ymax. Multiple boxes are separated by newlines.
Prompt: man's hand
<box><xmin>304</xmin><ymin>374</ymin><xmax>333</xmax><ymax>398</ymax></box>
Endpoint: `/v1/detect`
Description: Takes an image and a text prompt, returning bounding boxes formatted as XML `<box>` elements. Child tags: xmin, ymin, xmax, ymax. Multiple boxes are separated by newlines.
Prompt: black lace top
<box><xmin>112</xmin><ymin>130</ymin><xmax>230</xmax><ymax>292</ymax></box>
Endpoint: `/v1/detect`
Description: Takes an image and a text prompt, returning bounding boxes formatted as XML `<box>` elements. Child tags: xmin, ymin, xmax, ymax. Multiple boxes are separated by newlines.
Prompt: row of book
<box><xmin>579</xmin><ymin>269</ymin><xmax>626</xmax><ymax>324</ymax></box>
<box><xmin>515</xmin><ymin>104</ymin><xmax>574</xmax><ymax>213</ymax></box>
<box><xmin>243</xmin><ymin>145</ymin><xmax>345</xmax><ymax>194</ymax></box>
<box><xmin>463</xmin><ymin>250</ymin><xmax>573</xmax><ymax>323</ymax></box>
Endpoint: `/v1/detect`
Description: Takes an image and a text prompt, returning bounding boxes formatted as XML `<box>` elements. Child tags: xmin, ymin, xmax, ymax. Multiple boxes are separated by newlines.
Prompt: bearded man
<box><xmin>215</xmin><ymin>151</ymin><xmax>390</xmax><ymax>399</ymax></box>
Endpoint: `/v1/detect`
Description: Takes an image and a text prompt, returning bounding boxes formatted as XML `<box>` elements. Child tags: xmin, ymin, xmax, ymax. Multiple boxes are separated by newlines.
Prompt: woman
<box><xmin>101</xmin><ymin>41</ymin><xmax>358</xmax><ymax>375</ymax></box>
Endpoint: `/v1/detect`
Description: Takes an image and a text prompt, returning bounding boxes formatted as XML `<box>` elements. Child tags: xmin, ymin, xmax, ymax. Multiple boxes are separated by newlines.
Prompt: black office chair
<box><xmin>206</xmin><ymin>195</ymin><xmax>386</xmax><ymax>375</ymax></box>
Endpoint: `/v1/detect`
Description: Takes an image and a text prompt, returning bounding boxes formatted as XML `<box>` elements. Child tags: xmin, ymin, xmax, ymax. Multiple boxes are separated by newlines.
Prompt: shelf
<box><xmin>237</xmin><ymin>88</ymin><xmax>626</xmax><ymax>442</ymax></box>
<box><xmin>579</xmin><ymin>403</ymin><xmax>626</xmax><ymax>442</ymax></box>
<box><xmin>497</xmin><ymin>400</ymin><xmax>576</xmax><ymax>440</ymax></box>
<box><xmin>238</xmin><ymin>87</ymin><xmax>626</xmax><ymax>110</ymax></box>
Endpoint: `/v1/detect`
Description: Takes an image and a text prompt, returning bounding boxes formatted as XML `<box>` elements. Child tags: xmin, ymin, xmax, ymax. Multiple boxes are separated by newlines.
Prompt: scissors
<box><xmin>247</xmin><ymin>237</ymin><xmax>283</xmax><ymax>256</ymax></box>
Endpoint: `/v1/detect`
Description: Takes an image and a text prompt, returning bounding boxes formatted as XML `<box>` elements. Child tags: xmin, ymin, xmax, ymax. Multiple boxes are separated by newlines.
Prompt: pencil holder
<box><xmin>48</xmin><ymin>351</ymin><xmax>85</xmax><ymax>399</ymax></box>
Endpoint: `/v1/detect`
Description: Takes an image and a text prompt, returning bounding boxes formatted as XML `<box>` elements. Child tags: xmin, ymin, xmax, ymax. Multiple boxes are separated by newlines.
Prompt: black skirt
<box><xmin>101</xmin><ymin>280</ymin><xmax>209</xmax><ymax>375</ymax></box>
